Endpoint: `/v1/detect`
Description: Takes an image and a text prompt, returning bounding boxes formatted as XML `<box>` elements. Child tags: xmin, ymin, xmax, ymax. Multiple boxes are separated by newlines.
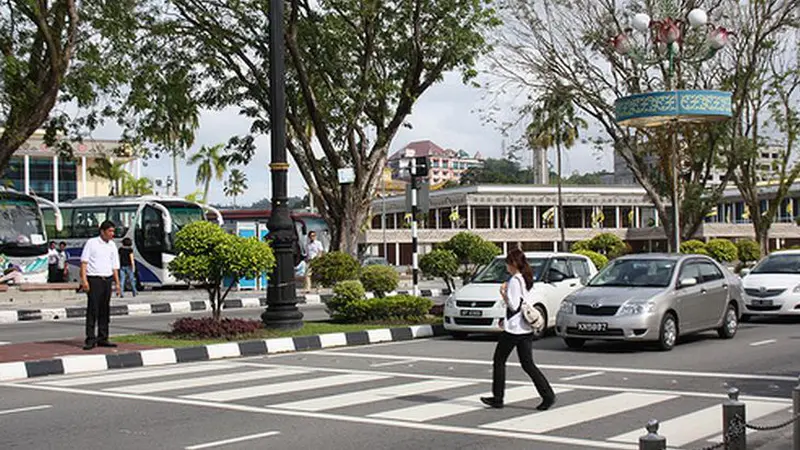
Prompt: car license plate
<box><xmin>577</xmin><ymin>322</ymin><xmax>607</xmax><ymax>332</ymax></box>
<box><xmin>753</xmin><ymin>299</ymin><xmax>773</xmax><ymax>306</ymax></box>
<box><xmin>460</xmin><ymin>310</ymin><xmax>482</xmax><ymax>317</ymax></box>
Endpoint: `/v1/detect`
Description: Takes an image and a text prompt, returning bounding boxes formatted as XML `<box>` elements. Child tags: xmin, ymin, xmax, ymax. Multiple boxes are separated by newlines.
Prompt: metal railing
<box><xmin>639</xmin><ymin>376</ymin><xmax>800</xmax><ymax>450</ymax></box>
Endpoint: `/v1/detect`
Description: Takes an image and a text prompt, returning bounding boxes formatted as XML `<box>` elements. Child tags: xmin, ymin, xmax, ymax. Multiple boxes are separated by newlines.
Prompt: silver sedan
<box><xmin>555</xmin><ymin>254</ymin><xmax>745</xmax><ymax>351</ymax></box>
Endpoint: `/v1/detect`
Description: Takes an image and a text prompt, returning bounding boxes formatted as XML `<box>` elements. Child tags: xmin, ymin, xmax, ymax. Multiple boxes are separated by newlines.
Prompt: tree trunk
<box><xmin>556</xmin><ymin>143</ymin><xmax>566</xmax><ymax>252</ymax></box>
<box><xmin>172</xmin><ymin>150</ymin><xmax>180</xmax><ymax>196</ymax></box>
<box><xmin>754</xmin><ymin>220</ymin><xmax>770</xmax><ymax>257</ymax></box>
<box><xmin>209</xmin><ymin>289</ymin><xmax>221</xmax><ymax>320</ymax></box>
<box><xmin>337</xmin><ymin>207</ymin><xmax>367</xmax><ymax>257</ymax></box>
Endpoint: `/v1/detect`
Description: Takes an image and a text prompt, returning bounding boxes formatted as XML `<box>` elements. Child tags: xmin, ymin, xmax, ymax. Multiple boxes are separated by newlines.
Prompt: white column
<box><xmin>581</xmin><ymin>208</ymin><xmax>586</xmax><ymax>228</ymax></box>
<box><xmin>394</xmin><ymin>242</ymin><xmax>400</xmax><ymax>266</ymax></box>
<box><xmin>393</xmin><ymin>213</ymin><xmax>397</xmax><ymax>229</ymax></box>
<box><xmin>81</xmin><ymin>156</ymin><xmax>87</xmax><ymax>197</ymax></box>
<box><xmin>136</xmin><ymin>158</ymin><xmax>142</xmax><ymax>179</ymax></box>
<box><xmin>533</xmin><ymin>206</ymin><xmax>539</xmax><ymax>228</ymax></box>
<box><xmin>511</xmin><ymin>206</ymin><xmax>517</xmax><ymax>229</ymax></box>
<box><xmin>502</xmin><ymin>242</ymin><xmax>508</xmax><ymax>255</ymax></box>
<box><xmin>435</xmin><ymin>208</ymin><xmax>440</xmax><ymax>229</ymax></box>
<box><xmin>654</xmin><ymin>210</ymin><xmax>660</xmax><ymax>227</ymax></box>
<box><xmin>634</xmin><ymin>207</ymin><xmax>640</xmax><ymax>228</ymax></box>
<box><xmin>489</xmin><ymin>206</ymin><xmax>494</xmax><ymax>229</ymax></box>
<box><xmin>615</xmin><ymin>206</ymin><xmax>621</xmax><ymax>228</ymax></box>
<box><xmin>553</xmin><ymin>240</ymin><xmax>558</xmax><ymax>252</ymax></box>
<box><xmin>467</xmin><ymin>206</ymin><xmax>472</xmax><ymax>229</ymax></box>
<box><xmin>554</xmin><ymin>205</ymin><xmax>560</xmax><ymax>229</ymax></box>
<box><xmin>23</xmin><ymin>155</ymin><xmax>30</xmax><ymax>194</ymax></box>
<box><xmin>53</xmin><ymin>156</ymin><xmax>59</xmax><ymax>203</ymax></box>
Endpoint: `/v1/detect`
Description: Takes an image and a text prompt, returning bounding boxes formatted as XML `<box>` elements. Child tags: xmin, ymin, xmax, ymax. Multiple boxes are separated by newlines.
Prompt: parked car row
<box><xmin>443</xmin><ymin>249</ymin><xmax>799</xmax><ymax>351</ymax></box>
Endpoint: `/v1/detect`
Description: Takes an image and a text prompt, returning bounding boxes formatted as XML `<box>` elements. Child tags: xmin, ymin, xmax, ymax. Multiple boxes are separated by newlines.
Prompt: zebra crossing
<box><xmin>25</xmin><ymin>361</ymin><xmax>793</xmax><ymax>449</ymax></box>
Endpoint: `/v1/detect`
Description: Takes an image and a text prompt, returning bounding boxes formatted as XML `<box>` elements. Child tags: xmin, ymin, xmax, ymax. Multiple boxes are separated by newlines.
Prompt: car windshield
<box><xmin>471</xmin><ymin>257</ymin><xmax>547</xmax><ymax>283</ymax></box>
<box><xmin>751</xmin><ymin>254</ymin><xmax>800</xmax><ymax>275</ymax></box>
<box><xmin>588</xmin><ymin>258</ymin><xmax>676</xmax><ymax>288</ymax></box>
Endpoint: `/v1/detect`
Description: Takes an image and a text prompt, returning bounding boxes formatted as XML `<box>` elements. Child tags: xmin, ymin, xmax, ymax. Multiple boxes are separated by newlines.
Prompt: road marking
<box><xmin>560</xmin><ymin>371</ymin><xmax>605</xmax><ymax>381</ymax></box>
<box><xmin>185</xmin><ymin>431</ymin><xmax>280</xmax><ymax>449</ymax></box>
<box><xmin>371</xmin><ymin>386</ymin><xmax>572</xmax><ymax>422</ymax></box>
<box><xmin>0</xmin><ymin>405</ymin><xmax>52</xmax><ymax>416</ymax></box>
<box><xmin>0</xmin><ymin>341</ymin><xmax>10</xmax><ymax>346</ymax></box>
<box><xmin>234</xmin><ymin>362</ymin><xmax>792</xmax><ymax>404</ymax></box>
<box><xmin>273</xmin><ymin>379</ymin><xmax>474</xmax><ymax>412</ymax></box>
<box><xmin>370</xmin><ymin>359</ymin><xmax>419</xmax><ymax>368</ymax></box>
<box><xmin>38</xmin><ymin>363</ymin><xmax>239</xmax><ymax>387</ymax></box>
<box><xmin>0</xmin><ymin>383</ymin><xmax>643</xmax><ymax>449</ymax></box>
<box><xmin>184</xmin><ymin>373</ymin><xmax>390</xmax><ymax>402</ymax></box>
<box><xmin>610</xmin><ymin>400</ymin><xmax>787</xmax><ymax>445</ymax></box>
<box><xmin>482</xmin><ymin>392</ymin><xmax>676</xmax><ymax>433</ymax></box>
<box><xmin>310</xmin><ymin>351</ymin><xmax>799</xmax><ymax>382</ymax></box>
<box><xmin>107</xmin><ymin>369</ymin><xmax>308</xmax><ymax>394</ymax></box>
<box><xmin>750</xmin><ymin>339</ymin><xmax>777</xmax><ymax>347</ymax></box>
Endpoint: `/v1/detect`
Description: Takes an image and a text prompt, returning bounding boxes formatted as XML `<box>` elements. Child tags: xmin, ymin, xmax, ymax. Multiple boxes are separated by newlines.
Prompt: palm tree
<box><xmin>526</xmin><ymin>84</ymin><xmax>587</xmax><ymax>252</ymax></box>
<box><xmin>188</xmin><ymin>144</ymin><xmax>227</xmax><ymax>203</ymax></box>
<box><xmin>88</xmin><ymin>158</ymin><xmax>129</xmax><ymax>195</ymax></box>
<box><xmin>223</xmin><ymin>169</ymin><xmax>248</xmax><ymax>207</ymax></box>
<box><xmin>121</xmin><ymin>174</ymin><xmax>154</xmax><ymax>195</ymax></box>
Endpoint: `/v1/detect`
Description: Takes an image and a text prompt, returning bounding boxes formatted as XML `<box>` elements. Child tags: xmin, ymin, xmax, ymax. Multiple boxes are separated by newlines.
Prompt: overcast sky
<box><xmin>100</xmin><ymin>71</ymin><xmax>613</xmax><ymax>207</ymax></box>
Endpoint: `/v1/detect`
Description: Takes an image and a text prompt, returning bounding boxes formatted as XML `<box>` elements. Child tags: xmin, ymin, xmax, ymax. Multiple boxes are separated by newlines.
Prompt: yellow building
<box><xmin>1</xmin><ymin>130</ymin><xmax>137</xmax><ymax>203</ymax></box>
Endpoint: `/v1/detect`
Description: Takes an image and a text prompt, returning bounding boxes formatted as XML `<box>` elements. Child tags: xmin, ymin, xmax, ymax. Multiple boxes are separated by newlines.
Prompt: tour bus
<box><xmin>42</xmin><ymin>196</ymin><xmax>223</xmax><ymax>287</ymax></box>
<box><xmin>0</xmin><ymin>188</ymin><xmax>63</xmax><ymax>283</ymax></box>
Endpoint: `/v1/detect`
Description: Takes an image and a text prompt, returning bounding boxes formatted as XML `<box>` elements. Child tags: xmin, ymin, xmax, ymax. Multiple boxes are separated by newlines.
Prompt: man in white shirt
<box><xmin>47</xmin><ymin>241</ymin><xmax>58</xmax><ymax>282</ymax></box>
<box><xmin>80</xmin><ymin>220</ymin><xmax>121</xmax><ymax>350</ymax></box>
<box><xmin>304</xmin><ymin>231</ymin><xmax>325</xmax><ymax>290</ymax></box>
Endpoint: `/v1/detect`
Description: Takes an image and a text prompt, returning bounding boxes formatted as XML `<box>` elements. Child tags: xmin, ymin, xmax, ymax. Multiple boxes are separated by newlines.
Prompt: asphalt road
<box><xmin>1</xmin><ymin>316</ymin><xmax>798</xmax><ymax>450</ymax></box>
<box><xmin>0</xmin><ymin>306</ymin><xmax>332</xmax><ymax>344</ymax></box>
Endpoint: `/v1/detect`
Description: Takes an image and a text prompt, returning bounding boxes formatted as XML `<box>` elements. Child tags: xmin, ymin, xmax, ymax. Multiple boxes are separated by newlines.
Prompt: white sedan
<box><xmin>740</xmin><ymin>250</ymin><xmax>800</xmax><ymax>319</ymax></box>
<box><xmin>443</xmin><ymin>252</ymin><xmax>598</xmax><ymax>339</ymax></box>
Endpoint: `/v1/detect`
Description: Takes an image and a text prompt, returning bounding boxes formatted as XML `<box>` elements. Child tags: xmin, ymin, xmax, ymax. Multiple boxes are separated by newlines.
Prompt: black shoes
<box><xmin>537</xmin><ymin>397</ymin><xmax>556</xmax><ymax>411</ymax></box>
<box><xmin>480</xmin><ymin>397</ymin><xmax>504</xmax><ymax>409</ymax></box>
<box><xmin>83</xmin><ymin>343</ymin><xmax>95</xmax><ymax>350</ymax></box>
<box><xmin>97</xmin><ymin>341</ymin><xmax>117</xmax><ymax>348</ymax></box>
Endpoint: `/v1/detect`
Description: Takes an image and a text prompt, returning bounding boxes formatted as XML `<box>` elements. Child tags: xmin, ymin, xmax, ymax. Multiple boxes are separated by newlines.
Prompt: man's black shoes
<box><xmin>97</xmin><ymin>341</ymin><xmax>117</xmax><ymax>348</ymax></box>
<box><xmin>83</xmin><ymin>343</ymin><xmax>95</xmax><ymax>350</ymax></box>
<box><xmin>480</xmin><ymin>397</ymin><xmax>504</xmax><ymax>409</ymax></box>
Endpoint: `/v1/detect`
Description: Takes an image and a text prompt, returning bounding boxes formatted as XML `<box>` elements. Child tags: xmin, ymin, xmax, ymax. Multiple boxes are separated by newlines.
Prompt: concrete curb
<box><xmin>0</xmin><ymin>289</ymin><xmax>450</xmax><ymax>324</ymax></box>
<box><xmin>0</xmin><ymin>324</ymin><xmax>449</xmax><ymax>381</ymax></box>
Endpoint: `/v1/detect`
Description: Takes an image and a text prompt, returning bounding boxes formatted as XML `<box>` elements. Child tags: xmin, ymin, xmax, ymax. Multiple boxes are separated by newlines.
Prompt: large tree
<box><xmin>488</xmin><ymin>0</ymin><xmax>797</xmax><ymax>250</ymax></box>
<box><xmin>162</xmin><ymin>0</ymin><xmax>500</xmax><ymax>254</ymax></box>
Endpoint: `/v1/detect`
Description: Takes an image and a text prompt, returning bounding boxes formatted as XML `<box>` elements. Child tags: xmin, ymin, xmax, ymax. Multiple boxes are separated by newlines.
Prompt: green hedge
<box><xmin>736</xmin><ymin>239</ymin><xmax>761</xmax><ymax>263</ymax></box>
<box><xmin>327</xmin><ymin>280</ymin><xmax>366</xmax><ymax>315</ymax></box>
<box><xmin>573</xmin><ymin>249</ymin><xmax>608</xmax><ymax>270</ymax></box>
<box><xmin>335</xmin><ymin>294</ymin><xmax>434</xmax><ymax>323</ymax></box>
<box><xmin>309</xmin><ymin>251</ymin><xmax>360</xmax><ymax>287</ymax></box>
<box><xmin>706</xmin><ymin>239</ymin><xmax>738</xmax><ymax>262</ymax></box>
<box><xmin>359</xmin><ymin>265</ymin><xmax>399</xmax><ymax>298</ymax></box>
<box><xmin>680</xmin><ymin>239</ymin><xmax>708</xmax><ymax>255</ymax></box>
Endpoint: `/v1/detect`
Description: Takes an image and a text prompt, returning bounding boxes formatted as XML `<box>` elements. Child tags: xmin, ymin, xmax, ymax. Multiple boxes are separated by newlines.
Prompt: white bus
<box><xmin>0</xmin><ymin>188</ymin><xmax>63</xmax><ymax>283</ymax></box>
<box><xmin>42</xmin><ymin>195</ymin><xmax>222</xmax><ymax>287</ymax></box>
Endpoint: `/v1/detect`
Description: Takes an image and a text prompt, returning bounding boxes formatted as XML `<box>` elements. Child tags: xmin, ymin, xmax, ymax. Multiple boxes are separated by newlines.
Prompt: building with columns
<box><xmin>1</xmin><ymin>131</ymin><xmax>137</xmax><ymax>203</ymax></box>
<box><xmin>362</xmin><ymin>183</ymin><xmax>800</xmax><ymax>265</ymax></box>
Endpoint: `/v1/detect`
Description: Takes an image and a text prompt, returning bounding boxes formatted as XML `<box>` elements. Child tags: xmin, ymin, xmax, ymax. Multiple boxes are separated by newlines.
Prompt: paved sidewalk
<box><xmin>0</xmin><ymin>338</ymin><xmax>156</xmax><ymax>364</ymax></box>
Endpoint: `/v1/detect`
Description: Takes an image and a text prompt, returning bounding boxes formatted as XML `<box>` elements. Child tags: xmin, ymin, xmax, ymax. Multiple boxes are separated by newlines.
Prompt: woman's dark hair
<box><xmin>506</xmin><ymin>248</ymin><xmax>534</xmax><ymax>290</ymax></box>
<box><xmin>122</xmin><ymin>237</ymin><xmax>132</xmax><ymax>246</ymax></box>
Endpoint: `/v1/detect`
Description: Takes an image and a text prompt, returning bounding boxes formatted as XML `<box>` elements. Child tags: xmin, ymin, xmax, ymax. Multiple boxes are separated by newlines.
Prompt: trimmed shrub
<box><xmin>571</xmin><ymin>240</ymin><xmax>591</xmax><ymax>252</ymax></box>
<box><xmin>171</xmin><ymin>317</ymin><xmax>262</xmax><ymax>339</ymax></box>
<box><xmin>335</xmin><ymin>294</ymin><xmax>434</xmax><ymax>323</ymax></box>
<box><xmin>680</xmin><ymin>239</ymin><xmax>708</xmax><ymax>255</ymax></box>
<box><xmin>589</xmin><ymin>233</ymin><xmax>628</xmax><ymax>258</ymax></box>
<box><xmin>441</xmin><ymin>232</ymin><xmax>502</xmax><ymax>282</ymax></box>
<box><xmin>359</xmin><ymin>265</ymin><xmax>399</xmax><ymax>298</ymax></box>
<box><xmin>706</xmin><ymin>239</ymin><xmax>738</xmax><ymax>262</ymax></box>
<box><xmin>736</xmin><ymin>239</ymin><xmax>761</xmax><ymax>263</ymax></box>
<box><xmin>309</xmin><ymin>251</ymin><xmax>360</xmax><ymax>287</ymax></box>
<box><xmin>573</xmin><ymin>249</ymin><xmax>608</xmax><ymax>270</ymax></box>
<box><xmin>419</xmin><ymin>249</ymin><xmax>459</xmax><ymax>291</ymax></box>
<box><xmin>327</xmin><ymin>280</ymin><xmax>366</xmax><ymax>315</ymax></box>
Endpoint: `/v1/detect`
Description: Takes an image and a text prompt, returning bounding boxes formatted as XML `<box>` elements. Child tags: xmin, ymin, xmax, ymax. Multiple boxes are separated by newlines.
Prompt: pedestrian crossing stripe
<box><xmin>22</xmin><ymin>363</ymin><xmax>793</xmax><ymax>449</ymax></box>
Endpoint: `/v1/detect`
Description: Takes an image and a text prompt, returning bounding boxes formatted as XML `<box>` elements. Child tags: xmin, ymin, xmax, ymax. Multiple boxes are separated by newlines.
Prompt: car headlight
<box><xmin>793</xmin><ymin>284</ymin><xmax>800</xmax><ymax>293</ymax></box>
<box><xmin>559</xmin><ymin>301</ymin><xmax>574</xmax><ymax>314</ymax></box>
<box><xmin>445</xmin><ymin>296</ymin><xmax>456</xmax><ymax>308</ymax></box>
<box><xmin>618</xmin><ymin>302</ymin><xmax>657</xmax><ymax>316</ymax></box>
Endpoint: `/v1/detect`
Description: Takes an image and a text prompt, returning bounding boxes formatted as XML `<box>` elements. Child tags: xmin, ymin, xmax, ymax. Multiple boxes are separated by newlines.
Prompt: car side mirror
<box><xmin>678</xmin><ymin>277</ymin><xmax>698</xmax><ymax>288</ymax></box>
<box><xmin>739</xmin><ymin>268</ymin><xmax>750</xmax><ymax>277</ymax></box>
<box><xmin>548</xmin><ymin>270</ymin><xmax>565</xmax><ymax>283</ymax></box>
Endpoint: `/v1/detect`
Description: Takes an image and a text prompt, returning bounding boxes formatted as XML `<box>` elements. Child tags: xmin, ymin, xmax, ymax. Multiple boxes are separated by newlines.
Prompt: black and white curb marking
<box><xmin>0</xmin><ymin>324</ymin><xmax>448</xmax><ymax>381</ymax></box>
<box><xmin>0</xmin><ymin>289</ymin><xmax>450</xmax><ymax>324</ymax></box>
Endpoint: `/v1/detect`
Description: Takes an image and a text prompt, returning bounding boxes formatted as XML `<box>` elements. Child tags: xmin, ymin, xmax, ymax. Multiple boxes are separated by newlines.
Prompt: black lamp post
<box><xmin>262</xmin><ymin>0</ymin><xmax>303</xmax><ymax>329</ymax></box>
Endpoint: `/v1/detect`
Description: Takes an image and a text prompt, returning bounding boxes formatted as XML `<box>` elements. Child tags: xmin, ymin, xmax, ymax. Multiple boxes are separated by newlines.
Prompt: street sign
<box><xmin>406</xmin><ymin>182</ymin><xmax>430</xmax><ymax>214</ymax></box>
<box><xmin>337</xmin><ymin>167</ymin><xmax>355</xmax><ymax>184</ymax></box>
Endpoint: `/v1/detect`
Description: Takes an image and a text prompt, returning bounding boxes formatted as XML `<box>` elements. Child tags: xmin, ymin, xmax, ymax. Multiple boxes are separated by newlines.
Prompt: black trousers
<box><xmin>492</xmin><ymin>331</ymin><xmax>555</xmax><ymax>401</ymax></box>
<box><xmin>86</xmin><ymin>276</ymin><xmax>113</xmax><ymax>345</ymax></box>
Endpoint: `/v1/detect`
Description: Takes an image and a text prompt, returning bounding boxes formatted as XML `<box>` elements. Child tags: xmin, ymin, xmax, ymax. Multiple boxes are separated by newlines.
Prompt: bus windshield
<box><xmin>0</xmin><ymin>194</ymin><xmax>47</xmax><ymax>256</ymax></box>
<box><xmin>162</xmin><ymin>203</ymin><xmax>205</xmax><ymax>232</ymax></box>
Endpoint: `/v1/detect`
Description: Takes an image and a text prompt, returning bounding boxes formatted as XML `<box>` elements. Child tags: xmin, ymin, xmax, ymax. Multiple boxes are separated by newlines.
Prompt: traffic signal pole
<box><xmin>410</xmin><ymin>158</ymin><xmax>419</xmax><ymax>297</ymax></box>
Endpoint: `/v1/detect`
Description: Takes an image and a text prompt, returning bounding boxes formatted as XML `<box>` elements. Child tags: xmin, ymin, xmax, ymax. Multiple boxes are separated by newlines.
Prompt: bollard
<box><xmin>723</xmin><ymin>387</ymin><xmax>747</xmax><ymax>450</ymax></box>
<box><xmin>794</xmin><ymin>376</ymin><xmax>799</xmax><ymax>450</ymax></box>
<box><xmin>639</xmin><ymin>419</ymin><xmax>667</xmax><ymax>450</ymax></box>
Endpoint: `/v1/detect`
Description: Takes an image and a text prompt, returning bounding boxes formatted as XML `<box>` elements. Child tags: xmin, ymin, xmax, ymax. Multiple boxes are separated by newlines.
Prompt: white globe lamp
<box><xmin>632</xmin><ymin>13</ymin><xmax>651</xmax><ymax>32</ymax></box>
<box><xmin>687</xmin><ymin>9</ymin><xmax>708</xmax><ymax>28</ymax></box>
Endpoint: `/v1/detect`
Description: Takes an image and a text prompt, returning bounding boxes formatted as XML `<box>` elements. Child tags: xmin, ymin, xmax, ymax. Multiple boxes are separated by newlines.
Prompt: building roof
<box><xmin>388</xmin><ymin>140</ymin><xmax>485</xmax><ymax>161</ymax></box>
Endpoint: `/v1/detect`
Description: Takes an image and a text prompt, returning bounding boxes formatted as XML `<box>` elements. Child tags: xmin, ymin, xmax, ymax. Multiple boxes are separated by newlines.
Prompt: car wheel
<box><xmin>531</xmin><ymin>305</ymin><xmax>547</xmax><ymax>340</ymax></box>
<box><xmin>717</xmin><ymin>303</ymin><xmax>738</xmax><ymax>339</ymax></box>
<box><xmin>450</xmin><ymin>331</ymin><xmax>469</xmax><ymax>340</ymax></box>
<box><xmin>740</xmin><ymin>314</ymin><xmax>752</xmax><ymax>323</ymax></box>
<box><xmin>564</xmin><ymin>338</ymin><xmax>585</xmax><ymax>349</ymax></box>
<box><xmin>658</xmin><ymin>313</ymin><xmax>678</xmax><ymax>351</ymax></box>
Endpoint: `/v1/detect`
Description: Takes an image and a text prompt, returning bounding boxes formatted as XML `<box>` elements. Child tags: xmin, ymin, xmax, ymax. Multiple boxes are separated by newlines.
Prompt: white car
<box><xmin>740</xmin><ymin>250</ymin><xmax>800</xmax><ymax>319</ymax></box>
<box><xmin>443</xmin><ymin>252</ymin><xmax>598</xmax><ymax>339</ymax></box>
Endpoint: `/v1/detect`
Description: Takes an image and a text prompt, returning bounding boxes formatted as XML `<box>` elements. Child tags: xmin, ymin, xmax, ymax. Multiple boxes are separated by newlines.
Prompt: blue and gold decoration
<box><xmin>615</xmin><ymin>90</ymin><xmax>732</xmax><ymax>128</ymax></box>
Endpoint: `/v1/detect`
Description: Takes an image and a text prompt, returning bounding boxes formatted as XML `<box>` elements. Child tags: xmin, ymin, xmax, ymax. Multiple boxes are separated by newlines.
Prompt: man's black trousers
<box><xmin>85</xmin><ymin>276</ymin><xmax>112</xmax><ymax>345</ymax></box>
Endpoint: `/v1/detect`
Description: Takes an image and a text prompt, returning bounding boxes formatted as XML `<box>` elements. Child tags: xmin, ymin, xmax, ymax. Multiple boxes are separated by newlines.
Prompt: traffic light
<box><xmin>413</xmin><ymin>156</ymin><xmax>428</xmax><ymax>177</ymax></box>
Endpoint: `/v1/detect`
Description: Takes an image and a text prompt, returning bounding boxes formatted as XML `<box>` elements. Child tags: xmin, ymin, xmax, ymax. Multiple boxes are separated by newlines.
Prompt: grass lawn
<box><xmin>114</xmin><ymin>318</ymin><xmax>442</xmax><ymax>348</ymax></box>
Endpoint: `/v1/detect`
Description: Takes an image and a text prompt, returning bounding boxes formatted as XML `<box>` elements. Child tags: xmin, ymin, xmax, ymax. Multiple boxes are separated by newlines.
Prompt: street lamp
<box><xmin>262</xmin><ymin>0</ymin><xmax>303</xmax><ymax>329</ymax></box>
<box><xmin>611</xmin><ymin>4</ymin><xmax>734</xmax><ymax>253</ymax></box>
